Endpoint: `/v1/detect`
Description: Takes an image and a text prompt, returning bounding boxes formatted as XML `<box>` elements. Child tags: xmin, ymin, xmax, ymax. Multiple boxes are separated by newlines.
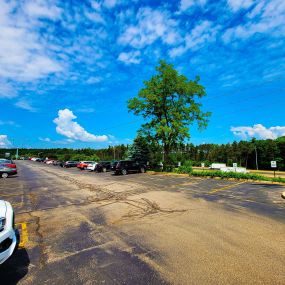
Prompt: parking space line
<box><xmin>209</xmin><ymin>181</ymin><xmax>246</xmax><ymax>194</ymax></box>
<box><xmin>0</xmin><ymin>193</ymin><xmax>24</xmax><ymax>198</ymax></box>
<box><xmin>16</xmin><ymin>222</ymin><xmax>28</xmax><ymax>248</ymax></box>
<box><xmin>12</xmin><ymin>202</ymin><xmax>23</xmax><ymax>208</ymax></box>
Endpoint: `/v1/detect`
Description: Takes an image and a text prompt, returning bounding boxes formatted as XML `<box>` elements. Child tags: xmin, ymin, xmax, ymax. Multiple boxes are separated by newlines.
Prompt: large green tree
<box><xmin>127</xmin><ymin>60</ymin><xmax>211</xmax><ymax>163</ymax></box>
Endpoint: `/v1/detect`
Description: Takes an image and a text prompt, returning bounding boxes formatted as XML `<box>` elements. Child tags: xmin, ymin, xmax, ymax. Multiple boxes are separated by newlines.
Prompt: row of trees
<box><xmin>127</xmin><ymin>136</ymin><xmax>285</xmax><ymax>171</ymax></box>
<box><xmin>1</xmin><ymin>136</ymin><xmax>284</xmax><ymax>170</ymax></box>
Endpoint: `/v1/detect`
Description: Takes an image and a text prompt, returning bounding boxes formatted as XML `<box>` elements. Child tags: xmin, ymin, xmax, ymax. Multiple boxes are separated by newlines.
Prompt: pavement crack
<box><xmin>28</xmin><ymin>212</ymin><xmax>47</xmax><ymax>269</ymax></box>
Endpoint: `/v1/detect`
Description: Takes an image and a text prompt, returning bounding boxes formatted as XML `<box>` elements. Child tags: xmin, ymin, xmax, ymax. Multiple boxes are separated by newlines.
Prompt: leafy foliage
<box><xmin>191</xmin><ymin>170</ymin><xmax>285</xmax><ymax>183</ymax></box>
<box><xmin>175</xmin><ymin>160</ymin><xmax>193</xmax><ymax>174</ymax></box>
<box><xmin>128</xmin><ymin>60</ymin><xmax>210</xmax><ymax>163</ymax></box>
<box><xmin>126</xmin><ymin>136</ymin><xmax>151</xmax><ymax>162</ymax></box>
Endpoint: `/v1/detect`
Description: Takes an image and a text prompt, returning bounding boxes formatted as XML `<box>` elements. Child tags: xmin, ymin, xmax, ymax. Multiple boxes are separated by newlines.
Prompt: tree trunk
<box><xmin>163</xmin><ymin>144</ymin><xmax>170</xmax><ymax>166</ymax></box>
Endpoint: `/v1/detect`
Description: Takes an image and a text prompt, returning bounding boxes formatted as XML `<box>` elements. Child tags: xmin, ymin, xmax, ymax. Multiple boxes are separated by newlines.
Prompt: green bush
<box><xmin>175</xmin><ymin>160</ymin><xmax>193</xmax><ymax>174</ymax></box>
<box><xmin>190</xmin><ymin>170</ymin><xmax>285</xmax><ymax>183</ymax></box>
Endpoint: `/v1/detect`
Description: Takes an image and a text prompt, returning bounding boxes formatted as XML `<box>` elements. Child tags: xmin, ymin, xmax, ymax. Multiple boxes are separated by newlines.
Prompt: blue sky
<box><xmin>0</xmin><ymin>0</ymin><xmax>284</xmax><ymax>149</ymax></box>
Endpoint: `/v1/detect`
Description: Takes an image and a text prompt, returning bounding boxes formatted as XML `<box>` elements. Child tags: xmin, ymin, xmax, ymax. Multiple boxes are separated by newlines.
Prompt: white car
<box><xmin>86</xmin><ymin>162</ymin><xmax>98</xmax><ymax>171</ymax></box>
<box><xmin>0</xmin><ymin>200</ymin><xmax>19</xmax><ymax>264</ymax></box>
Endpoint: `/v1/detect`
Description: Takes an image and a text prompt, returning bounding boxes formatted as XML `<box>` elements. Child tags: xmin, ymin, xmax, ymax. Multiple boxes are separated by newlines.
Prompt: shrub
<box><xmin>176</xmin><ymin>160</ymin><xmax>193</xmax><ymax>174</ymax></box>
<box><xmin>190</xmin><ymin>170</ymin><xmax>285</xmax><ymax>183</ymax></box>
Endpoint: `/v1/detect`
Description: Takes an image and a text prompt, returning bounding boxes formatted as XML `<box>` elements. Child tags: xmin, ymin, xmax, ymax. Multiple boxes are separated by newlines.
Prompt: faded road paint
<box><xmin>16</xmin><ymin>222</ymin><xmax>28</xmax><ymax>248</ymax></box>
<box><xmin>209</xmin><ymin>181</ymin><xmax>246</xmax><ymax>194</ymax></box>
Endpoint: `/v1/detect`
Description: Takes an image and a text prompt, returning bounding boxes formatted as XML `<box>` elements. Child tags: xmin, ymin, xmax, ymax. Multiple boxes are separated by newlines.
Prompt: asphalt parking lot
<box><xmin>0</xmin><ymin>161</ymin><xmax>284</xmax><ymax>284</ymax></box>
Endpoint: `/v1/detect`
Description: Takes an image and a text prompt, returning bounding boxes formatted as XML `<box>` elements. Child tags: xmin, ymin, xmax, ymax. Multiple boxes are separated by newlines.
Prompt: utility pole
<box><xmin>113</xmin><ymin>146</ymin><xmax>115</xmax><ymax>160</ymax></box>
<box><xmin>255</xmin><ymin>146</ymin><xmax>258</xmax><ymax>170</ymax></box>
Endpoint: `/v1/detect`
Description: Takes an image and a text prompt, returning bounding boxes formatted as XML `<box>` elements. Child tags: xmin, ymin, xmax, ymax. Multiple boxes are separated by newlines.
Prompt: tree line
<box><xmin>1</xmin><ymin>136</ymin><xmax>284</xmax><ymax>170</ymax></box>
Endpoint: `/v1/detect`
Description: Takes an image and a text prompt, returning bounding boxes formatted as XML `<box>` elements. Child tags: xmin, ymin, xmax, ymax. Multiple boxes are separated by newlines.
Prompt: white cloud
<box><xmin>118</xmin><ymin>7</ymin><xmax>180</xmax><ymax>49</ymax></box>
<box><xmin>24</xmin><ymin>0</ymin><xmax>62</xmax><ymax>19</ymax></box>
<box><xmin>0</xmin><ymin>120</ymin><xmax>18</xmax><ymax>127</ymax></box>
<box><xmin>39</xmin><ymin>137</ymin><xmax>75</xmax><ymax>144</ymax></box>
<box><xmin>231</xmin><ymin>124</ymin><xmax>285</xmax><ymax>140</ymax></box>
<box><xmin>39</xmin><ymin>137</ymin><xmax>51</xmax><ymax>142</ymax></box>
<box><xmin>90</xmin><ymin>1</ymin><xmax>101</xmax><ymax>11</ymax></box>
<box><xmin>0</xmin><ymin>135</ymin><xmax>11</xmax><ymax>148</ymax></box>
<box><xmin>0</xmin><ymin>82</ymin><xmax>17</xmax><ymax>98</ymax></box>
<box><xmin>170</xmin><ymin>21</ymin><xmax>219</xmax><ymax>57</ymax></box>
<box><xmin>15</xmin><ymin>100</ymin><xmax>37</xmax><ymax>112</ymax></box>
<box><xmin>227</xmin><ymin>0</ymin><xmax>255</xmax><ymax>12</ymax></box>
<box><xmin>53</xmin><ymin>109</ymin><xmax>108</xmax><ymax>142</ymax></box>
<box><xmin>118</xmin><ymin>50</ymin><xmax>141</xmax><ymax>64</ymax></box>
<box><xmin>180</xmin><ymin>0</ymin><xmax>207</xmax><ymax>12</ymax></box>
<box><xmin>0</xmin><ymin>0</ymin><xmax>63</xmax><ymax>83</ymax></box>
<box><xmin>86</xmin><ymin>76</ymin><xmax>103</xmax><ymax>84</ymax></box>
<box><xmin>223</xmin><ymin>0</ymin><xmax>285</xmax><ymax>43</ymax></box>
<box><xmin>103</xmin><ymin>0</ymin><xmax>118</xmax><ymax>8</ymax></box>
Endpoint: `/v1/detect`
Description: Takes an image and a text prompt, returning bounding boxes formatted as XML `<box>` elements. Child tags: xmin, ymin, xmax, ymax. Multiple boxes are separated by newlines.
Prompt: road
<box><xmin>0</xmin><ymin>161</ymin><xmax>284</xmax><ymax>284</ymax></box>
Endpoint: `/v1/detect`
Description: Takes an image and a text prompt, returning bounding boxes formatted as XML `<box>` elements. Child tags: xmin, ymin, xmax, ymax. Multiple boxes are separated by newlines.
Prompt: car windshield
<box><xmin>0</xmin><ymin>159</ymin><xmax>11</xmax><ymax>163</ymax></box>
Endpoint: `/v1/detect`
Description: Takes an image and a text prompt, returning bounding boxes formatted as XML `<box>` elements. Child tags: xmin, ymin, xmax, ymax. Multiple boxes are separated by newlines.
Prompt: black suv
<box><xmin>96</xmin><ymin>161</ymin><xmax>113</xmax><ymax>172</ymax></box>
<box><xmin>115</xmin><ymin>160</ymin><xmax>146</xmax><ymax>175</ymax></box>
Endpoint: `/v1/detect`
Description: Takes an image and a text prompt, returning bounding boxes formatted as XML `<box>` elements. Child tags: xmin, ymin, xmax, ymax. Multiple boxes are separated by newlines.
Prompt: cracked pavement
<box><xmin>0</xmin><ymin>161</ymin><xmax>284</xmax><ymax>284</ymax></box>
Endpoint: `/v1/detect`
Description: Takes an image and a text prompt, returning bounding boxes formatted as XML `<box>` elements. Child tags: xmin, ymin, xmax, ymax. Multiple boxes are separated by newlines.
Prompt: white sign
<box><xmin>5</xmin><ymin>153</ymin><xmax>10</xmax><ymax>158</ymax></box>
<box><xmin>233</xmin><ymin>163</ymin><xmax>237</xmax><ymax>168</ymax></box>
<box><xmin>201</xmin><ymin>163</ymin><xmax>205</xmax><ymax>168</ymax></box>
<box><xmin>271</xmin><ymin>161</ymin><xmax>277</xmax><ymax>168</ymax></box>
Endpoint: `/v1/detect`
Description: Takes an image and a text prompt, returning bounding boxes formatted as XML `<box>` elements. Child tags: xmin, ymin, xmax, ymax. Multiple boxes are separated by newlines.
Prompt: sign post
<box><xmin>271</xmin><ymin>161</ymin><xmax>277</xmax><ymax>178</ymax></box>
<box><xmin>233</xmin><ymin>163</ymin><xmax>237</xmax><ymax>172</ymax></box>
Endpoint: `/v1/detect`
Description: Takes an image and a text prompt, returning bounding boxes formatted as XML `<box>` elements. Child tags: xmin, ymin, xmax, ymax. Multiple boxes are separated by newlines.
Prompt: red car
<box><xmin>76</xmin><ymin>161</ymin><xmax>95</xmax><ymax>170</ymax></box>
<box><xmin>0</xmin><ymin>159</ymin><xmax>17</xmax><ymax>178</ymax></box>
<box><xmin>0</xmin><ymin>159</ymin><xmax>17</xmax><ymax>169</ymax></box>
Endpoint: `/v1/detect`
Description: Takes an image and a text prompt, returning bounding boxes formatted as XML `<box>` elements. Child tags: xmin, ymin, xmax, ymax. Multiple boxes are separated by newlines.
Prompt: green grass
<box><xmin>190</xmin><ymin>170</ymin><xmax>285</xmax><ymax>183</ymax></box>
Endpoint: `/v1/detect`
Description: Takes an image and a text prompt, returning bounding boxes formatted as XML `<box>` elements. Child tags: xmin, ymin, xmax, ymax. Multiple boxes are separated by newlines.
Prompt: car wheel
<box><xmin>121</xmin><ymin>169</ymin><xmax>127</xmax><ymax>175</ymax></box>
<box><xmin>140</xmin><ymin>167</ymin><xmax>145</xmax><ymax>173</ymax></box>
<box><xmin>102</xmin><ymin>167</ymin><xmax>107</xmax><ymax>173</ymax></box>
<box><xmin>1</xmin><ymin>172</ymin><xmax>8</xmax><ymax>178</ymax></box>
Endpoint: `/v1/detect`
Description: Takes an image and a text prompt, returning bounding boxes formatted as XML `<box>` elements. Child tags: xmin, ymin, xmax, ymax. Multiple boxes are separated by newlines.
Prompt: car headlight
<box><xmin>0</xmin><ymin>217</ymin><xmax>6</xmax><ymax>231</ymax></box>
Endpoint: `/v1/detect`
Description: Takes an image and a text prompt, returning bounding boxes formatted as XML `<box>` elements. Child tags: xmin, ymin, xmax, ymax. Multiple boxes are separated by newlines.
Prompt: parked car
<box><xmin>77</xmin><ymin>161</ymin><xmax>95</xmax><ymax>170</ymax></box>
<box><xmin>64</xmin><ymin>161</ymin><xmax>79</xmax><ymax>168</ymax></box>
<box><xmin>96</xmin><ymin>161</ymin><xmax>114</xmax><ymax>172</ymax></box>
<box><xmin>114</xmin><ymin>160</ymin><xmax>146</xmax><ymax>175</ymax></box>
<box><xmin>0</xmin><ymin>200</ymin><xmax>20</xmax><ymax>264</ymax></box>
<box><xmin>110</xmin><ymin>161</ymin><xmax>119</xmax><ymax>171</ymax></box>
<box><xmin>53</xmin><ymin>160</ymin><xmax>63</xmax><ymax>166</ymax></box>
<box><xmin>0</xmin><ymin>159</ymin><xmax>16</xmax><ymax>169</ymax></box>
<box><xmin>0</xmin><ymin>165</ymin><xmax>17</xmax><ymax>178</ymax></box>
<box><xmin>86</xmin><ymin>162</ymin><xmax>99</xmax><ymax>172</ymax></box>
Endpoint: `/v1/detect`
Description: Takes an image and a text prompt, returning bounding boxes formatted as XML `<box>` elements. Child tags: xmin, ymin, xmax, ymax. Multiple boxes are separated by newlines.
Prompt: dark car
<box><xmin>0</xmin><ymin>164</ymin><xmax>17</xmax><ymax>178</ymax></box>
<box><xmin>96</xmin><ymin>161</ymin><xmax>113</xmax><ymax>172</ymax></box>
<box><xmin>114</xmin><ymin>160</ymin><xmax>146</xmax><ymax>175</ymax></box>
<box><xmin>64</xmin><ymin>161</ymin><xmax>79</xmax><ymax>168</ymax></box>
<box><xmin>110</xmin><ymin>161</ymin><xmax>119</xmax><ymax>171</ymax></box>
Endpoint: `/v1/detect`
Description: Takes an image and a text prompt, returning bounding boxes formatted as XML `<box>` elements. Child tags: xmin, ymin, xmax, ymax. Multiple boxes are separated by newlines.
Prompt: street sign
<box><xmin>233</xmin><ymin>163</ymin><xmax>237</xmax><ymax>168</ymax></box>
<box><xmin>271</xmin><ymin>161</ymin><xmax>277</xmax><ymax>168</ymax></box>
